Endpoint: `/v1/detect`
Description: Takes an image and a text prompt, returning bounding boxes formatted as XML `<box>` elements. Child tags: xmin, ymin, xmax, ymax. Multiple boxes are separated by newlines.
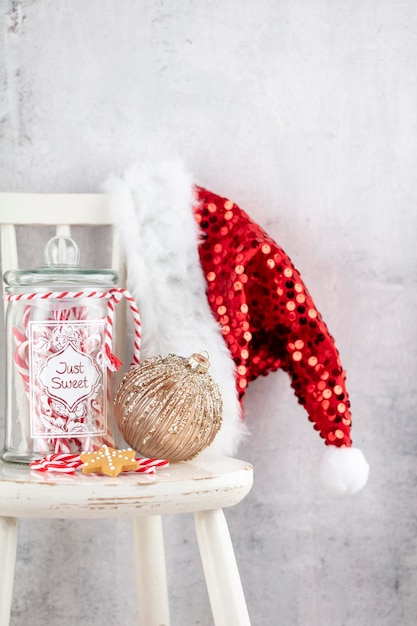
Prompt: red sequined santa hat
<box><xmin>105</xmin><ymin>159</ymin><xmax>369</xmax><ymax>495</ymax></box>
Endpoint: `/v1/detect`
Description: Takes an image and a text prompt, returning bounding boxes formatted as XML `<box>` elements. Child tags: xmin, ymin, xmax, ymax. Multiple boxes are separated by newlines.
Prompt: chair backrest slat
<box><xmin>0</xmin><ymin>193</ymin><xmax>113</xmax><ymax>224</ymax></box>
<box><xmin>0</xmin><ymin>224</ymin><xmax>18</xmax><ymax>274</ymax></box>
<box><xmin>56</xmin><ymin>225</ymin><xmax>71</xmax><ymax>238</ymax></box>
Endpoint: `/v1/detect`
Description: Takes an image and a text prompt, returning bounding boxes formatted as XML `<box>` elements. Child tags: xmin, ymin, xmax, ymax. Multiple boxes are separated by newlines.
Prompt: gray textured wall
<box><xmin>1</xmin><ymin>1</ymin><xmax>416</xmax><ymax>625</ymax></box>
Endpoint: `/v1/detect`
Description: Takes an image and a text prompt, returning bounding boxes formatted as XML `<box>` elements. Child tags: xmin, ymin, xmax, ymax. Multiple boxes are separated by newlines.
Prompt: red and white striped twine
<box><xmin>4</xmin><ymin>288</ymin><xmax>141</xmax><ymax>371</ymax></box>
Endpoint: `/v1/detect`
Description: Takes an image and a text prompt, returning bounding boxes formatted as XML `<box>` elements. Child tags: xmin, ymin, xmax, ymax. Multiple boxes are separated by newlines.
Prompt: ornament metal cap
<box><xmin>187</xmin><ymin>352</ymin><xmax>210</xmax><ymax>373</ymax></box>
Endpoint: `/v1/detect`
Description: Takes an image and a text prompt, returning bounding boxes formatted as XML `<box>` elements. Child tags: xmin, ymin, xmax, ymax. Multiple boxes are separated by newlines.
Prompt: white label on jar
<box><xmin>29</xmin><ymin>320</ymin><xmax>107</xmax><ymax>438</ymax></box>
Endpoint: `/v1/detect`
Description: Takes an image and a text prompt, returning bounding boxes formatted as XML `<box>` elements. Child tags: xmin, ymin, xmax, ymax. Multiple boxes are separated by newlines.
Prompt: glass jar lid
<box><xmin>3</xmin><ymin>236</ymin><xmax>119</xmax><ymax>289</ymax></box>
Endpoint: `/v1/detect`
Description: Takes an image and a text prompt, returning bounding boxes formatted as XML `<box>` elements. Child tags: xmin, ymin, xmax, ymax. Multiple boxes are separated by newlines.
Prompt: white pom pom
<box><xmin>318</xmin><ymin>446</ymin><xmax>369</xmax><ymax>495</ymax></box>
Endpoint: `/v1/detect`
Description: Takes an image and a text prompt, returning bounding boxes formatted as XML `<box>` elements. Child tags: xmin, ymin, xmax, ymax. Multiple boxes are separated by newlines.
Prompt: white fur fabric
<box><xmin>104</xmin><ymin>160</ymin><xmax>247</xmax><ymax>456</ymax></box>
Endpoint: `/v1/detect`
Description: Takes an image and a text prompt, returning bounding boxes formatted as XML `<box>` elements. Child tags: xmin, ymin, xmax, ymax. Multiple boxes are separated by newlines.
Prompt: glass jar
<box><xmin>1</xmin><ymin>236</ymin><xmax>120</xmax><ymax>464</ymax></box>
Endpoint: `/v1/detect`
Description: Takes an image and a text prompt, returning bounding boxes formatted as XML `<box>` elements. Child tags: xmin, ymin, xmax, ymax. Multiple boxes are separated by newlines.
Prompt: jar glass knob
<box><xmin>44</xmin><ymin>236</ymin><xmax>80</xmax><ymax>267</ymax></box>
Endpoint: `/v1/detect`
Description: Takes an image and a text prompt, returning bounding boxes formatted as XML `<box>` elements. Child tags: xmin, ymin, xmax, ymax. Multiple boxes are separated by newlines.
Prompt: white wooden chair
<box><xmin>0</xmin><ymin>193</ymin><xmax>253</xmax><ymax>626</ymax></box>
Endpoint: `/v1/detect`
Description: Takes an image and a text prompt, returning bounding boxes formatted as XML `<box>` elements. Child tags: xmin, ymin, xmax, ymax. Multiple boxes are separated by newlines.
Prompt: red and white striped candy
<box><xmin>136</xmin><ymin>457</ymin><xmax>170</xmax><ymax>470</ymax></box>
<box><xmin>30</xmin><ymin>453</ymin><xmax>83</xmax><ymax>474</ymax></box>
<box><xmin>30</xmin><ymin>453</ymin><xmax>170</xmax><ymax>475</ymax></box>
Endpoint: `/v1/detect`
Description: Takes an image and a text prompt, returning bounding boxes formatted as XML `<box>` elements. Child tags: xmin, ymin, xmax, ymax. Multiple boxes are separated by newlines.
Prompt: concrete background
<box><xmin>1</xmin><ymin>1</ymin><xmax>416</xmax><ymax>624</ymax></box>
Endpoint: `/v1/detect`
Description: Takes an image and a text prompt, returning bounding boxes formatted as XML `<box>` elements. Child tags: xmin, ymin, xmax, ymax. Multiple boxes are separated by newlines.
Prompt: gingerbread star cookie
<box><xmin>80</xmin><ymin>445</ymin><xmax>139</xmax><ymax>477</ymax></box>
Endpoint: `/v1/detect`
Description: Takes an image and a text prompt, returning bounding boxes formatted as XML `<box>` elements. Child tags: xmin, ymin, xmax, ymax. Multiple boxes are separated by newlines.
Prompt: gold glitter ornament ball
<box><xmin>114</xmin><ymin>353</ymin><xmax>223</xmax><ymax>462</ymax></box>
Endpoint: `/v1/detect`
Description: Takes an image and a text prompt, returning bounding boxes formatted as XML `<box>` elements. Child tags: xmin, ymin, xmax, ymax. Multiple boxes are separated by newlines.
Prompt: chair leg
<box><xmin>194</xmin><ymin>508</ymin><xmax>251</xmax><ymax>626</ymax></box>
<box><xmin>0</xmin><ymin>516</ymin><xmax>18</xmax><ymax>626</ymax></box>
<box><xmin>132</xmin><ymin>515</ymin><xmax>170</xmax><ymax>626</ymax></box>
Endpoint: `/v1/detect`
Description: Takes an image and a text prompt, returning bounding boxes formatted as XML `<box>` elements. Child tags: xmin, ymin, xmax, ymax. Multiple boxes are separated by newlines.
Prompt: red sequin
<box><xmin>194</xmin><ymin>187</ymin><xmax>352</xmax><ymax>448</ymax></box>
